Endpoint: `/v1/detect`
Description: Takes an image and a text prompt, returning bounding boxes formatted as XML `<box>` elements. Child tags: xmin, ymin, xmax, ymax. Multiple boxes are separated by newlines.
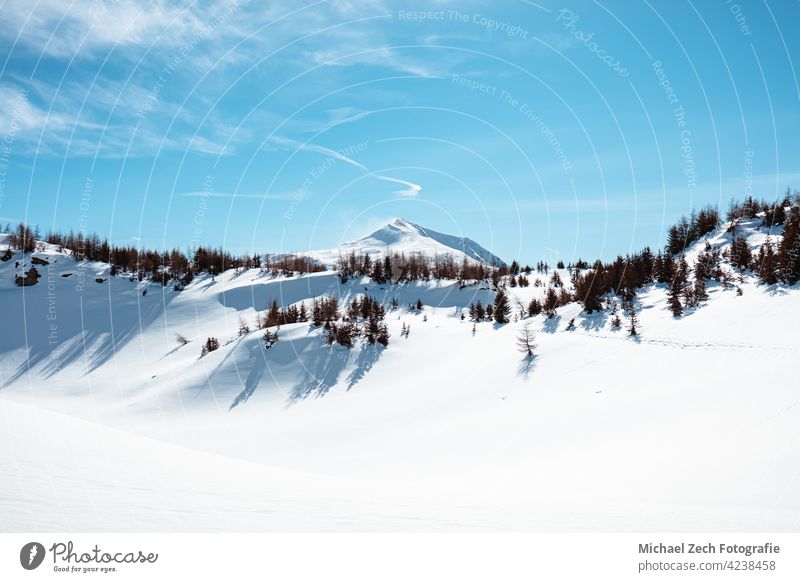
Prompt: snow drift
<box><xmin>0</xmin><ymin>216</ymin><xmax>798</xmax><ymax>532</ymax></box>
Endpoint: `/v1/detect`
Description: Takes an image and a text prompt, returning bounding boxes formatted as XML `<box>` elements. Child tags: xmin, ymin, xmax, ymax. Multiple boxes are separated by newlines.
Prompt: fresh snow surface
<box><xmin>0</xmin><ymin>220</ymin><xmax>799</xmax><ymax>532</ymax></box>
<box><xmin>309</xmin><ymin>218</ymin><xmax>506</xmax><ymax>266</ymax></box>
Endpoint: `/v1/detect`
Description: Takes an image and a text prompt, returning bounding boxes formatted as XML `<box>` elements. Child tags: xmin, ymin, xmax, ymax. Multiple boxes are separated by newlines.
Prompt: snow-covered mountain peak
<box><xmin>366</xmin><ymin>217</ymin><xmax>423</xmax><ymax>244</ymax></box>
<box><xmin>359</xmin><ymin>218</ymin><xmax>505</xmax><ymax>266</ymax></box>
<box><xmin>385</xmin><ymin>217</ymin><xmax>427</xmax><ymax>233</ymax></box>
<box><xmin>308</xmin><ymin>218</ymin><xmax>506</xmax><ymax>266</ymax></box>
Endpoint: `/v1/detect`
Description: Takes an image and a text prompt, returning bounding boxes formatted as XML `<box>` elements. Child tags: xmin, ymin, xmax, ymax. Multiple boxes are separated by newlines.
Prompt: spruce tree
<box><xmin>493</xmin><ymin>290</ymin><xmax>511</xmax><ymax>323</ymax></box>
<box><xmin>527</xmin><ymin>298</ymin><xmax>542</xmax><ymax>316</ymax></box>
<box><xmin>201</xmin><ymin>337</ymin><xmax>220</xmax><ymax>355</ymax></box>
<box><xmin>756</xmin><ymin>239</ymin><xmax>779</xmax><ymax>284</ymax></box>
<box><xmin>265</xmin><ymin>299</ymin><xmax>281</xmax><ymax>327</ymax></box>
<box><xmin>778</xmin><ymin>207</ymin><xmax>800</xmax><ymax>284</ymax></box>
<box><xmin>376</xmin><ymin>324</ymin><xmax>390</xmax><ymax>347</ymax></box>
<box><xmin>667</xmin><ymin>280</ymin><xmax>683</xmax><ymax>317</ymax></box>
<box><xmin>730</xmin><ymin>236</ymin><xmax>752</xmax><ymax>271</ymax></box>
<box><xmin>628</xmin><ymin>309</ymin><xmax>639</xmax><ymax>336</ymax></box>
<box><xmin>543</xmin><ymin>287</ymin><xmax>559</xmax><ymax>318</ymax></box>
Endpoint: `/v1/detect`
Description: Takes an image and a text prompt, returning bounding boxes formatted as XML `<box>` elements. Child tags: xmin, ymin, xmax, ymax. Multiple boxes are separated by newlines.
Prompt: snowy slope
<box><xmin>309</xmin><ymin>218</ymin><xmax>506</xmax><ymax>266</ymax></box>
<box><xmin>0</xmin><ymin>219</ymin><xmax>799</xmax><ymax>532</ymax></box>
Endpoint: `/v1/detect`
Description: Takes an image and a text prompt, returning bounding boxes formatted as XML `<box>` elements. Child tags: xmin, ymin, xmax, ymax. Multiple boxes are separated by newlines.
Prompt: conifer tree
<box><xmin>371</xmin><ymin>260</ymin><xmax>385</xmax><ymax>284</ymax></box>
<box><xmin>263</xmin><ymin>328</ymin><xmax>279</xmax><ymax>348</ymax></box>
<box><xmin>575</xmin><ymin>271</ymin><xmax>603</xmax><ymax>313</ymax></box>
<box><xmin>265</xmin><ymin>299</ymin><xmax>281</xmax><ymax>327</ymax></box>
<box><xmin>667</xmin><ymin>280</ymin><xmax>683</xmax><ymax>317</ymax></box>
<box><xmin>778</xmin><ymin>207</ymin><xmax>800</xmax><ymax>284</ymax></box>
<box><xmin>201</xmin><ymin>337</ymin><xmax>220</xmax><ymax>355</ymax></box>
<box><xmin>730</xmin><ymin>235</ymin><xmax>752</xmax><ymax>271</ymax></box>
<box><xmin>516</xmin><ymin>324</ymin><xmax>536</xmax><ymax>357</ymax></box>
<box><xmin>543</xmin><ymin>287</ymin><xmax>559</xmax><ymax>318</ymax></box>
<box><xmin>628</xmin><ymin>308</ymin><xmax>639</xmax><ymax>336</ymax></box>
<box><xmin>493</xmin><ymin>290</ymin><xmax>511</xmax><ymax>323</ymax></box>
<box><xmin>376</xmin><ymin>324</ymin><xmax>390</xmax><ymax>347</ymax></box>
<box><xmin>694</xmin><ymin>277</ymin><xmax>708</xmax><ymax>303</ymax></box>
<box><xmin>756</xmin><ymin>239</ymin><xmax>779</xmax><ymax>284</ymax></box>
<box><xmin>527</xmin><ymin>298</ymin><xmax>542</xmax><ymax>317</ymax></box>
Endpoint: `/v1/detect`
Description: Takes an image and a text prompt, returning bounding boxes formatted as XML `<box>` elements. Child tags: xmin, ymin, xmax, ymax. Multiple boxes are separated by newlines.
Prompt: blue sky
<box><xmin>0</xmin><ymin>0</ymin><xmax>798</xmax><ymax>263</ymax></box>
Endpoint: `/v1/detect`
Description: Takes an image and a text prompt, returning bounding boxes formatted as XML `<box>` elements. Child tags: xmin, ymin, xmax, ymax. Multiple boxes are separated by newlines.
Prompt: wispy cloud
<box><xmin>0</xmin><ymin>0</ymin><xmax>255</xmax><ymax>59</ymax></box>
<box><xmin>271</xmin><ymin>134</ymin><xmax>423</xmax><ymax>198</ymax></box>
<box><xmin>270</xmin><ymin>135</ymin><xmax>367</xmax><ymax>170</ymax></box>
<box><xmin>374</xmin><ymin>175</ymin><xmax>423</xmax><ymax>197</ymax></box>
<box><xmin>0</xmin><ymin>0</ymin><xmax>456</xmax><ymax>160</ymax></box>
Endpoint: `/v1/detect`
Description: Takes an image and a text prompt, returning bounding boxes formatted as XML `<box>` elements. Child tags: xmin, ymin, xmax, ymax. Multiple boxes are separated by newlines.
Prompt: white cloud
<box><xmin>270</xmin><ymin>135</ymin><xmax>368</xmax><ymax>170</ymax></box>
<box><xmin>271</xmin><ymin>134</ymin><xmax>423</xmax><ymax>198</ymax></box>
<box><xmin>0</xmin><ymin>0</ymin><xmax>455</xmax><ymax>159</ymax></box>
<box><xmin>0</xmin><ymin>0</ymin><xmax>208</xmax><ymax>59</ymax></box>
<box><xmin>0</xmin><ymin>86</ymin><xmax>67</xmax><ymax>135</ymax></box>
<box><xmin>374</xmin><ymin>175</ymin><xmax>422</xmax><ymax>197</ymax></box>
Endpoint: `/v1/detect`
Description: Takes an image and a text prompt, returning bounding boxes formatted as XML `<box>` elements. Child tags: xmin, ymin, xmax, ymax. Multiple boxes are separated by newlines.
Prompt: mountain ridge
<box><xmin>309</xmin><ymin>217</ymin><xmax>506</xmax><ymax>267</ymax></box>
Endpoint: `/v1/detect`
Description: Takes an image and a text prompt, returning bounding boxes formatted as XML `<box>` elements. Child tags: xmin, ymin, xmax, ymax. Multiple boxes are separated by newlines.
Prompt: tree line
<box><xmin>2</xmin><ymin>222</ymin><xmax>325</xmax><ymax>286</ymax></box>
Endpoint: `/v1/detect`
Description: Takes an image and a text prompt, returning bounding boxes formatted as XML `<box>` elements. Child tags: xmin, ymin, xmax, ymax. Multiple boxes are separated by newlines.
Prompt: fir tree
<box><xmin>693</xmin><ymin>277</ymin><xmax>708</xmax><ymax>303</ymax></box>
<box><xmin>527</xmin><ymin>298</ymin><xmax>542</xmax><ymax>317</ymax></box>
<box><xmin>778</xmin><ymin>207</ymin><xmax>800</xmax><ymax>284</ymax></box>
<box><xmin>730</xmin><ymin>236</ymin><xmax>752</xmax><ymax>271</ymax></box>
<box><xmin>265</xmin><ymin>299</ymin><xmax>281</xmax><ymax>327</ymax></box>
<box><xmin>667</xmin><ymin>280</ymin><xmax>683</xmax><ymax>317</ymax></box>
<box><xmin>756</xmin><ymin>239</ymin><xmax>779</xmax><ymax>284</ymax></box>
<box><xmin>493</xmin><ymin>290</ymin><xmax>511</xmax><ymax>323</ymax></box>
<box><xmin>371</xmin><ymin>260</ymin><xmax>385</xmax><ymax>284</ymax></box>
<box><xmin>201</xmin><ymin>337</ymin><xmax>220</xmax><ymax>355</ymax></box>
<box><xmin>543</xmin><ymin>287</ymin><xmax>559</xmax><ymax>318</ymax></box>
<box><xmin>627</xmin><ymin>308</ymin><xmax>639</xmax><ymax>336</ymax></box>
<box><xmin>263</xmin><ymin>328</ymin><xmax>279</xmax><ymax>348</ymax></box>
<box><xmin>376</xmin><ymin>324</ymin><xmax>390</xmax><ymax>347</ymax></box>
